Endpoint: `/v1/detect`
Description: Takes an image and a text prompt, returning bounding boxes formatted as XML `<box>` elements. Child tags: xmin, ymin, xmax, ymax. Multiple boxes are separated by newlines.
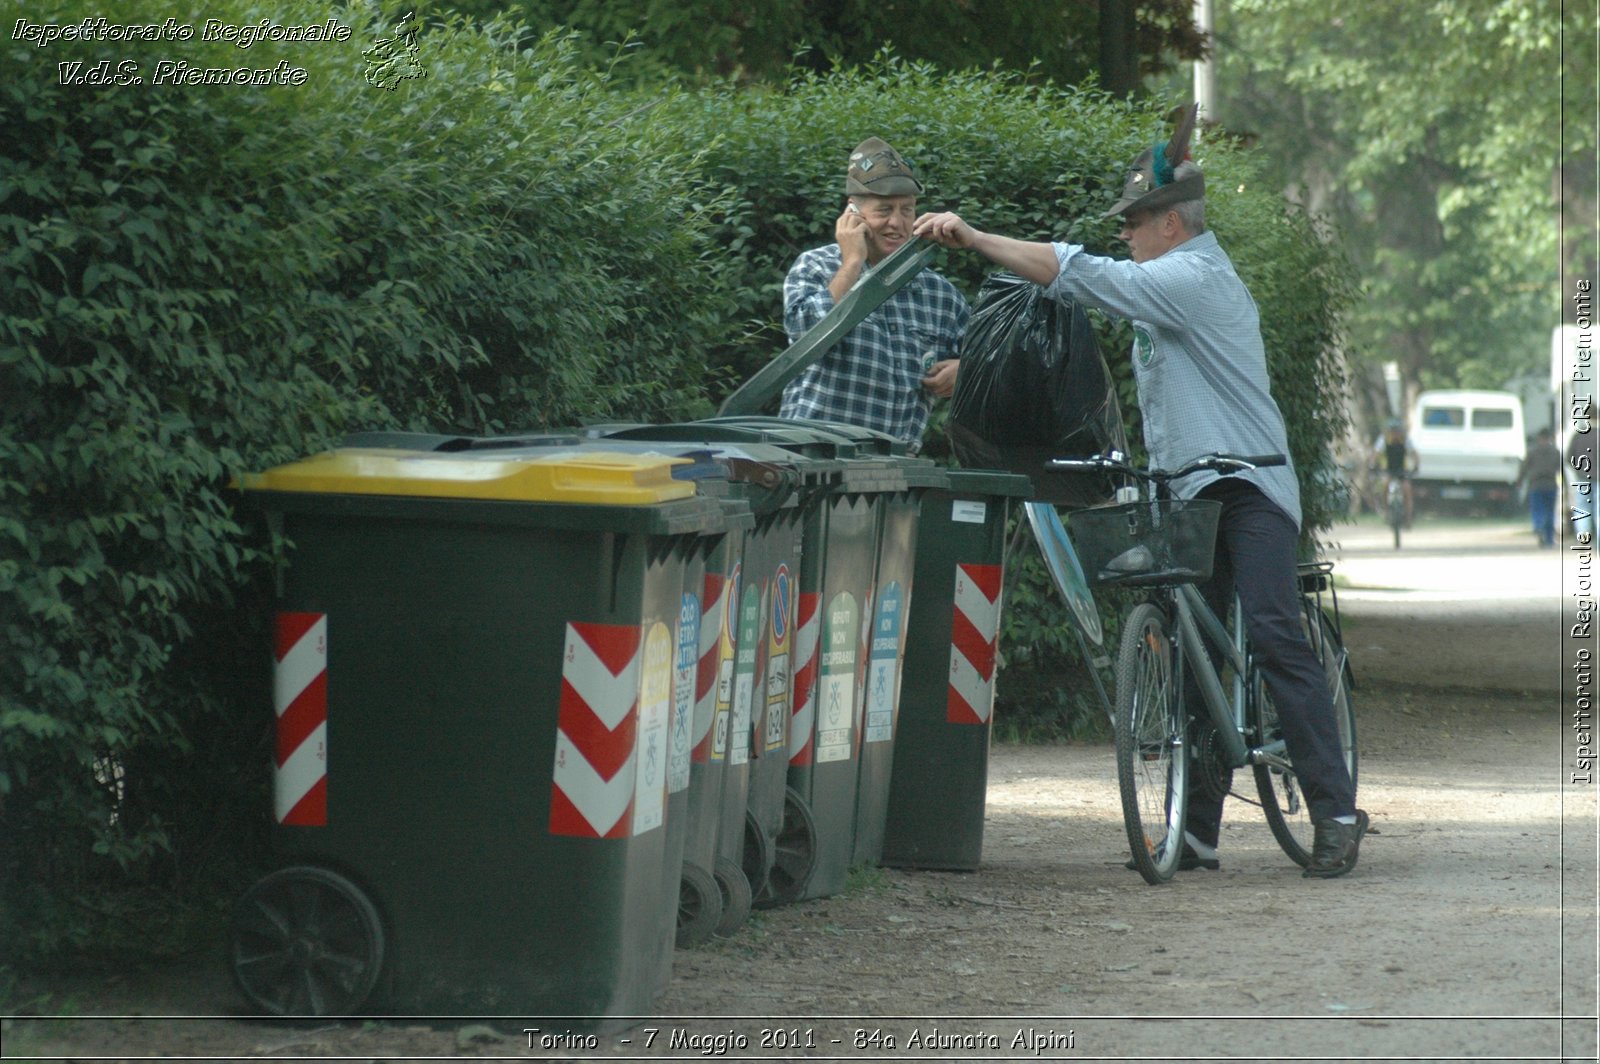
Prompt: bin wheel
<box><xmin>712</xmin><ymin>856</ymin><xmax>752</xmax><ymax>938</ymax></box>
<box><xmin>229</xmin><ymin>865</ymin><xmax>385</xmax><ymax>1016</ymax></box>
<box><xmin>753</xmin><ymin>788</ymin><xmax>818</xmax><ymax>910</ymax></box>
<box><xmin>741</xmin><ymin>812</ymin><xmax>774</xmax><ymax>901</ymax></box>
<box><xmin>675</xmin><ymin>861</ymin><xmax>722</xmax><ymax>948</ymax></box>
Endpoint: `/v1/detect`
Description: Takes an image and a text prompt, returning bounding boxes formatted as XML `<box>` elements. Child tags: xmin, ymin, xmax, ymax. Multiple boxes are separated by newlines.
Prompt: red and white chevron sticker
<box><xmin>948</xmin><ymin>564</ymin><xmax>1003</xmax><ymax>725</ymax></box>
<box><xmin>788</xmin><ymin>590</ymin><xmax>820</xmax><ymax>765</ymax></box>
<box><xmin>274</xmin><ymin>612</ymin><xmax>327</xmax><ymax>826</ymax></box>
<box><xmin>550</xmin><ymin>622</ymin><xmax>642</xmax><ymax>839</ymax></box>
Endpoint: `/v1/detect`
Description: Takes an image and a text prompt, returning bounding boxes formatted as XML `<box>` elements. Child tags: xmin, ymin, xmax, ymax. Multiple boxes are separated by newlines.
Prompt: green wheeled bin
<box><xmin>783</xmin><ymin>422</ymin><xmax>949</xmax><ymax>868</ymax></box>
<box><xmin>678</xmin><ymin>492</ymin><xmax>751</xmax><ymax>943</ymax></box>
<box><xmin>330</xmin><ymin>431</ymin><xmax>754</xmax><ymax>949</ymax></box>
<box><xmin>602</xmin><ymin>424</ymin><xmax>834</xmax><ymax>915</ymax></box>
<box><xmin>695</xmin><ymin>419</ymin><xmax>912</xmax><ymax>904</ymax></box>
<box><xmin>703</xmin><ymin>418</ymin><xmax>952</xmax><ymax>876</ymax></box>
<box><xmin>228</xmin><ymin>448</ymin><xmax>731</xmax><ymax>1021</ymax></box>
<box><xmin>881</xmin><ymin>469</ymin><xmax>1033</xmax><ymax>869</ymax></box>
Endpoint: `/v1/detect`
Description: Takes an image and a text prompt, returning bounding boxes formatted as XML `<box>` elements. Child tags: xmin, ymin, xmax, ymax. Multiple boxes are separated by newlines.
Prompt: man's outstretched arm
<box><xmin>913</xmin><ymin>211</ymin><xmax>1060</xmax><ymax>285</ymax></box>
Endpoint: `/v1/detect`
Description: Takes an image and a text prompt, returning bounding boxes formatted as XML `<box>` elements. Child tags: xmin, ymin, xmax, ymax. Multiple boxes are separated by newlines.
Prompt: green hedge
<box><xmin>0</xmin><ymin>0</ymin><xmax>735</xmax><ymax>963</ymax></box>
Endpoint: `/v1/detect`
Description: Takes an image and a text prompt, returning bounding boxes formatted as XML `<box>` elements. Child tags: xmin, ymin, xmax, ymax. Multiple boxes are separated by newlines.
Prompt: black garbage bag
<box><xmin>949</xmin><ymin>273</ymin><xmax>1128</xmax><ymax>506</ymax></box>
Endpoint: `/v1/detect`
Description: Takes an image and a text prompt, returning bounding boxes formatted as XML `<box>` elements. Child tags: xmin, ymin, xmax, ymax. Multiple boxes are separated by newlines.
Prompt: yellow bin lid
<box><xmin>237</xmin><ymin>448</ymin><xmax>696</xmax><ymax>505</ymax></box>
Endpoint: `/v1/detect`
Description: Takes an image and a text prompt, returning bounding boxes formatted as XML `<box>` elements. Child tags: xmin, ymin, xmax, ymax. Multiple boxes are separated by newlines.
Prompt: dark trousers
<box><xmin>1183</xmin><ymin>479</ymin><xmax>1357</xmax><ymax>845</ymax></box>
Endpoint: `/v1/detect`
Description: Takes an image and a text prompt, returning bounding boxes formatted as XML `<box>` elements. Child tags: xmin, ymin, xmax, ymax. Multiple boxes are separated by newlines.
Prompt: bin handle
<box><xmin>723</xmin><ymin>458</ymin><xmax>803</xmax><ymax>511</ymax></box>
<box><xmin>722</xmin><ymin>458</ymin><xmax>788</xmax><ymax>490</ymax></box>
<box><xmin>717</xmin><ymin>237</ymin><xmax>938</xmax><ymax>417</ymax></box>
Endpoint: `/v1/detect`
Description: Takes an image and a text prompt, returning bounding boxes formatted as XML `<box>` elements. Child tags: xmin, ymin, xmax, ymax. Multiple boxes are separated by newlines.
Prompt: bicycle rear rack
<box><xmin>1297</xmin><ymin>559</ymin><xmax>1353</xmax><ymax>690</ymax></box>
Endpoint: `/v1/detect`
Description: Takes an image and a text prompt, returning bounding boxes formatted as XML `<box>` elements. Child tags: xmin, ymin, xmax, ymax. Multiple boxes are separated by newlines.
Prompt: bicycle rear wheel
<box><xmin>1252</xmin><ymin>608</ymin><xmax>1358</xmax><ymax>865</ymax></box>
<box><xmin>1115</xmin><ymin>601</ymin><xmax>1189</xmax><ymax>884</ymax></box>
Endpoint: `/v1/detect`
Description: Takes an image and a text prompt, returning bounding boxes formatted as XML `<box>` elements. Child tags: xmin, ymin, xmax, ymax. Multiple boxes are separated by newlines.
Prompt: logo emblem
<box><xmin>1134</xmin><ymin>326</ymin><xmax>1155</xmax><ymax>368</ymax></box>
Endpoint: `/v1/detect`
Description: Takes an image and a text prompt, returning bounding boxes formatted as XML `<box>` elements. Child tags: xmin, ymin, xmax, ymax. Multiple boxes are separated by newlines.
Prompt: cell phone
<box><xmin>847</xmin><ymin>202</ymin><xmax>861</xmax><ymax>215</ymax></box>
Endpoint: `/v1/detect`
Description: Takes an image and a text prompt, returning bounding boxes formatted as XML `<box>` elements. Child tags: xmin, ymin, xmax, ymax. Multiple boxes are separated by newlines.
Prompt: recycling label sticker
<box><xmin>730</xmin><ymin>578</ymin><xmax>761</xmax><ymax>767</ymax></box>
<box><xmin>670</xmin><ymin>591</ymin><xmax>698</xmax><ymax>794</ymax></box>
<box><xmin>816</xmin><ymin>590</ymin><xmax>858</xmax><ymax>764</ymax></box>
<box><xmin>864</xmin><ymin>582</ymin><xmax>903</xmax><ymax>744</ymax></box>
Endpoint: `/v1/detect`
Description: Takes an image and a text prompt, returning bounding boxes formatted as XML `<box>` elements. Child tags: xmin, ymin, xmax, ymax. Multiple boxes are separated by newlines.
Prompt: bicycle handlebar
<box><xmin>1049</xmin><ymin>450</ymin><xmax>1286</xmax><ymax>484</ymax></box>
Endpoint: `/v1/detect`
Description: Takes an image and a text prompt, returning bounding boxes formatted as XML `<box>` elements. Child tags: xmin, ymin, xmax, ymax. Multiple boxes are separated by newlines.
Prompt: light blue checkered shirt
<box><xmin>780</xmin><ymin>244</ymin><xmax>969</xmax><ymax>444</ymax></box>
<box><xmin>1045</xmin><ymin>232</ymin><xmax>1302</xmax><ymax>528</ymax></box>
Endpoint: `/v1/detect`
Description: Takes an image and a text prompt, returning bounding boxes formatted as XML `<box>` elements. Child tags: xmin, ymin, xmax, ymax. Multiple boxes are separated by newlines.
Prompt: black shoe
<box><xmin>1125</xmin><ymin>843</ymin><xmax>1219</xmax><ymax>872</ymax></box>
<box><xmin>1303</xmin><ymin>810</ymin><xmax>1369</xmax><ymax>878</ymax></box>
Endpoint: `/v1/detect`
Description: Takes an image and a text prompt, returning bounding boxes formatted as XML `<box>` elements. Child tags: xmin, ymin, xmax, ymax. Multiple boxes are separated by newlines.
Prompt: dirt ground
<box><xmin>6</xmin><ymin>518</ymin><xmax>1596</xmax><ymax>1063</ymax></box>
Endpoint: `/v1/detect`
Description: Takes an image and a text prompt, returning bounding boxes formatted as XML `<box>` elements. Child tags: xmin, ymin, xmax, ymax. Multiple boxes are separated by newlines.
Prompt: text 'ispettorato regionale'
<box><xmin>13</xmin><ymin>17</ymin><xmax>353</xmax><ymax>87</ymax></box>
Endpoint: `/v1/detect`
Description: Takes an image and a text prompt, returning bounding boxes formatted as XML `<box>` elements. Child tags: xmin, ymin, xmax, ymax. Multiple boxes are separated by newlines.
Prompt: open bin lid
<box><xmin>716</xmin><ymin>237</ymin><xmax>938</xmax><ymax>418</ymax></box>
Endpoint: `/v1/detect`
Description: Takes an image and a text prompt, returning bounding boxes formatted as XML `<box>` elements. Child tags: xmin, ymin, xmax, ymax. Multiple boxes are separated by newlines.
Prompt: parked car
<box><xmin>1408</xmin><ymin>390</ymin><xmax>1526</xmax><ymax>514</ymax></box>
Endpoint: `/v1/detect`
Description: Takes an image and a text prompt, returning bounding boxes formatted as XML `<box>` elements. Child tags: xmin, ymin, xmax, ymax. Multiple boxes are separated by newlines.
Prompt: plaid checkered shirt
<box><xmin>780</xmin><ymin>244</ymin><xmax>969</xmax><ymax>445</ymax></box>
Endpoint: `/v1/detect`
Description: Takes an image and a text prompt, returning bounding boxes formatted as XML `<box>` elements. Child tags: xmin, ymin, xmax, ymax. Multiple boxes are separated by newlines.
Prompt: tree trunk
<box><xmin>1560</xmin><ymin>151</ymin><xmax>1599</xmax><ymax>319</ymax></box>
<box><xmin>1098</xmin><ymin>0</ymin><xmax>1139</xmax><ymax>97</ymax></box>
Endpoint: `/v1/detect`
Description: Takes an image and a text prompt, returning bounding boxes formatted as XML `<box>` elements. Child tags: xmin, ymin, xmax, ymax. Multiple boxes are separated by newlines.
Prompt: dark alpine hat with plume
<box><xmin>1102</xmin><ymin>103</ymin><xmax>1205</xmax><ymax>219</ymax></box>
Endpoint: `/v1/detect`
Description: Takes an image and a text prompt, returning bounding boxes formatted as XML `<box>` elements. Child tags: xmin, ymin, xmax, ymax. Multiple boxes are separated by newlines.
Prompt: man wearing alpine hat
<box><xmin>780</xmin><ymin>137</ymin><xmax>969</xmax><ymax>451</ymax></box>
<box><xmin>914</xmin><ymin>106</ymin><xmax>1368</xmax><ymax>878</ymax></box>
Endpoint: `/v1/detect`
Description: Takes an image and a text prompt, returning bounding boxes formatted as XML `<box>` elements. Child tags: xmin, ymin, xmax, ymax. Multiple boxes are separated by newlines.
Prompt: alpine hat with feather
<box><xmin>1102</xmin><ymin>103</ymin><xmax>1204</xmax><ymax>219</ymax></box>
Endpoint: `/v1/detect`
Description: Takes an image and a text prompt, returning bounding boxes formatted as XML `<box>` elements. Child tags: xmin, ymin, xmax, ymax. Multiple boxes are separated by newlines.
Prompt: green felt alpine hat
<box><xmin>845</xmin><ymin>137</ymin><xmax>924</xmax><ymax>197</ymax></box>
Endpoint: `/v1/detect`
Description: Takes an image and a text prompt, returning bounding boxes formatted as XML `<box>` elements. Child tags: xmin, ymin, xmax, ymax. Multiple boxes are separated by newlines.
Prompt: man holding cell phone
<box><xmin>779</xmin><ymin>137</ymin><xmax>969</xmax><ymax>451</ymax></box>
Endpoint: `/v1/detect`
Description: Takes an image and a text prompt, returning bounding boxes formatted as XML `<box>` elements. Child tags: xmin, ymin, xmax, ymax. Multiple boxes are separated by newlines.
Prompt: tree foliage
<box><xmin>444</xmin><ymin>0</ymin><xmax>1208</xmax><ymax>90</ymax></box>
<box><xmin>1212</xmin><ymin>0</ymin><xmax>1579</xmax><ymax>428</ymax></box>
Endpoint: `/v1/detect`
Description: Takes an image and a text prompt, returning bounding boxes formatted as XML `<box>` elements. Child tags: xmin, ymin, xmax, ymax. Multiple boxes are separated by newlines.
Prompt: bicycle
<box><xmin>1046</xmin><ymin>451</ymin><xmax>1358</xmax><ymax>885</ymax></box>
<box><xmin>1384</xmin><ymin>472</ymin><xmax>1406</xmax><ymax>550</ymax></box>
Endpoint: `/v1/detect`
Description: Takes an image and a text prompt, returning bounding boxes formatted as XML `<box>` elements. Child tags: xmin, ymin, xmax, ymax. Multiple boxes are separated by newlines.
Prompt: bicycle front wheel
<box><xmin>1252</xmin><ymin>609</ymin><xmax>1358</xmax><ymax>866</ymax></box>
<box><xmin>1115</xmin><ymin>601</ymin><xmax>1189</xmax><ymax>884</ymax></box>
<box><xmin>1387</xmin><ymin>484</ymin><xmax>1404</xmax><ymax>550</ymax></box>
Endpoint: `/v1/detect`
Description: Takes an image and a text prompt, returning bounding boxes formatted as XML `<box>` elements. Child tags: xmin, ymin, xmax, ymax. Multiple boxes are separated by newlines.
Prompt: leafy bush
<box><xmin>0</xmin><ymin>0</ymin><xmax>734</xmax><ymax>963</ymax></box>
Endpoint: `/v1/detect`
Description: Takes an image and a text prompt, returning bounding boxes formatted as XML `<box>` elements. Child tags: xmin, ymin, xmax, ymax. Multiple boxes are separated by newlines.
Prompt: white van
<box><xmin>1408</xmin><ymin>390</ymin><xmax>1526</xmax><ymax>511</ymax></box>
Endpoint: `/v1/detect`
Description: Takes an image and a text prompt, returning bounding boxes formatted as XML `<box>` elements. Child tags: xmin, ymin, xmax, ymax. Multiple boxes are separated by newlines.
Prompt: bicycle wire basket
<box><xmin>1066</xmin><ymin>497</ymin><xmax>1223</xmax><ymax>588</ymax></box>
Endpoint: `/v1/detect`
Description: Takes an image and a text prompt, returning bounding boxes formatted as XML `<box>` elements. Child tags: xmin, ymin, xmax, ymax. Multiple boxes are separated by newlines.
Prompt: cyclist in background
<box><xmin>1370</xmin><ymin>419</ymin><xmax>1418</xmax><ymax>527</ymax></box>
<box><xmin>914</xmin><ymin>104</ymin><xmax>1367</xmax><ymax>878</ymax></box>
